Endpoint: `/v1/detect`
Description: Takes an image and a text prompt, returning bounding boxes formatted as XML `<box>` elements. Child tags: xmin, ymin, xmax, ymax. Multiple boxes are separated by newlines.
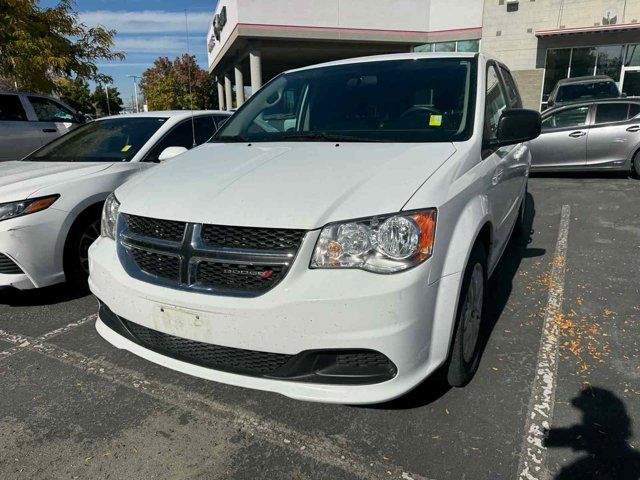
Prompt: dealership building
<box><xmin>206</xmin><ymin>0</ymin><xmax>640</xmax><ymax>111</ymax></box>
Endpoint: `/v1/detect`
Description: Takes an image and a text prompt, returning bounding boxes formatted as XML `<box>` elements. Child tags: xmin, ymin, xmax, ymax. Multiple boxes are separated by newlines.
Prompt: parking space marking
<box><xmin>0</xmin><ymin>314</ymin><xmax>96</xmax><ymax>361</ymax></box>
<box><xmin>517</xmin><ymin>205</ymin><xmax>570</xmax><ymax>480</ymax></box>
<box><xmin>0</xmin><ymin>321</ymin><xmax>429</xmax><ymax>480</ymax></box>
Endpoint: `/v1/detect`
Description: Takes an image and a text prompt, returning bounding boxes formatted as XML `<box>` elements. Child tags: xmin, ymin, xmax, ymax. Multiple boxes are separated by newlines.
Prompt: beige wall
<box><xmin>481</xmin><ymin>0</ymin><xmax>640</xmax><ymax>109</ymax></box>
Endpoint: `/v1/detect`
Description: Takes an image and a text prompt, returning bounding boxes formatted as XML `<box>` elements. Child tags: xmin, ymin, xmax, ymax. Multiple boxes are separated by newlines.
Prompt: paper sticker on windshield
<box><xmin>121</xmin><ymin>145</ymin><xmax>132</xmax><ymax>152</ymax></box>
<box><xmin>429</xmin><ymin>115</ymin><xmax>443</xmax><ymax>127</ymax></box>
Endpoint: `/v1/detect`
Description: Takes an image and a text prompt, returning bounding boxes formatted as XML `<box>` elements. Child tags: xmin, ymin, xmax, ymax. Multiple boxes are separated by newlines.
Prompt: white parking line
<box><xmin>0</xmin><ymin>314</ymin><xmax>96</xmax><ymax>361</ymax></box>
<box><xmin>0</xmin><ymin>318</ymin><xmax>428</xmax><ymax>480</ymax></box>
<box><xmin>517</xmin><ymin>205</ymin><xmax>571</xmax><ymax>480</ymax></box>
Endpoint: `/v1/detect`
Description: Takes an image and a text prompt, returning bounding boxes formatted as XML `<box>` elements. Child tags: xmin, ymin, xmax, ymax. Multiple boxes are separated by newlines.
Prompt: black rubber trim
<box><xmin>97</xmin><ymin>301</ymin><xmax>397</xmax><ymax>385</ymax></box>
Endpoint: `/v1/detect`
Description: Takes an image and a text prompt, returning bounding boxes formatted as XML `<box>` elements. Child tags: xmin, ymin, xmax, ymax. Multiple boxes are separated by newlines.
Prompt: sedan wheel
<box><xmin>78</xmin><ymin>219</ymin><xmax>101</xmax><ymax>275</ymax></box>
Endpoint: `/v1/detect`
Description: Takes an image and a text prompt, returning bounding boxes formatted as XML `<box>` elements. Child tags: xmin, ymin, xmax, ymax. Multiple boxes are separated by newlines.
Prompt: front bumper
<box><xmin>0</xmin><ymin>208</ymin><xmax>70</xmax><ymax>289</ymax></box>
<box><xmin>89</xmin><ymin>234</ymin><xmax>462</xmax><ymax>404</ymax></box>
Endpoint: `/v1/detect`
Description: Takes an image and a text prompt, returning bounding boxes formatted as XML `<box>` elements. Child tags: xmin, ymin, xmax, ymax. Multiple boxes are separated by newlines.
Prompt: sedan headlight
<box><xmin>0</xmin><ymin>195</ymin><xmax>60</xmax><ymax>222</ymax></box>
<box><xmin>311</xmin><ymin>209</ymin><xmax>437</xmax><ymax>273</ymax></box>
<box><xmin>101</xmin><ymin>193</ymin><xmax>120</xmax><ymax>240</ymax></box>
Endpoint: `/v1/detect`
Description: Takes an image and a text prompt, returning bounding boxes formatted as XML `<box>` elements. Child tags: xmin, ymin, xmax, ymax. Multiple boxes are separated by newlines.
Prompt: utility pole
<box><xmin>127</xmin><ymin>75</ymin><xmax>141</xmax><ymax>113</ymax></box>
<box><xmin>105</xmin><ymin>85</ymin><xmax>111</xmax><ymax>116</ymax></box>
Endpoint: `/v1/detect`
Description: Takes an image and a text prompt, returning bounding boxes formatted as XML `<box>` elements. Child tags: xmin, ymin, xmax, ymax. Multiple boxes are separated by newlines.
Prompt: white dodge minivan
<box><xmin>89</xmin><ymin>53</ymin><xmax>541</xmax><ymax>404</ymax></box>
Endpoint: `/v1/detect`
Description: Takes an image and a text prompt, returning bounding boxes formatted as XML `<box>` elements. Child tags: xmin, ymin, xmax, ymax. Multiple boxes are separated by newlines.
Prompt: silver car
<box><xmin>0</xmin><ymin>92</ymin><xmax>83</xmax><ymax>162</ymax></box>
<box><xmin>529</xmin><ymin>98</ymin><xmax>640</xmax><ymax>177</ymax></box>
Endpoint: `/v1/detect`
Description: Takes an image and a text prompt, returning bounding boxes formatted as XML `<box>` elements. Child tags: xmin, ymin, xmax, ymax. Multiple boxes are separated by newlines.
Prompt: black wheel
<box><xmin>632</xmin><ymin>151</ymin><xmax>640</xmax><ymax>179</ymax></box>
<box><xmin>64</xmin><ymin>215</ymin><xmax>101</xmax><ymax>287</ymax></box>
<box><xmin>446</xmin><ymin>242</ymin><xmax>487</xmax><ymax>387</ymax></box>
<box><xmin>514</xmin><ymin>181</ymin><xmax>528</xmax><ymax>236</ymax></box>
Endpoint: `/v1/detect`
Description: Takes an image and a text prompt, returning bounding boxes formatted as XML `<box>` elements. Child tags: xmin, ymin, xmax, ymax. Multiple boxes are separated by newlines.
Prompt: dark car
<box><xmin>547</xmin><ymin>76</ymin><xmax>621</xmax><ymax>108</ymax></box>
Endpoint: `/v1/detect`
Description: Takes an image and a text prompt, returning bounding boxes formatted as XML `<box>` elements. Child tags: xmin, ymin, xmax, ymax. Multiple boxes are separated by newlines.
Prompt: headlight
<box><xmin>311</xmin><ymin>209</ymin><xmax>437</xmax><ymax>273</ymax></box>
<box><xmin>101</xmin><ymin>193</ymin><xmax>120</xmax><ymax>240</ymax></box>
<box><xmin>0</xmin><ymin>195</ymin><xmax>60</xmax><ymax>222</ymax></box>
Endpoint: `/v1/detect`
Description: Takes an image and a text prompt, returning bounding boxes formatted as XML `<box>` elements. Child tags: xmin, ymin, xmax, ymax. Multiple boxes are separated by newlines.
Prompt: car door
<box><xmin>529</xmin><ymin>105</ymin><xmax>591</xmax><ymax>170</ymax></box>
<box><xmin>483</xmin><ymin>63</ymin><xmax>519</xmax><ymax>259</ymax></box>
<box><xmin>586</xmin><ymin>102</ymin><xmax>640</xmax><ymax>169</ymax></box>
<box><xmin>0</xmin><ymin>94</ymin><xmax>44</xmax><ymax>161</ymax></box>
<box><xmin>27</xmin><ymin>95</ymin><xmax>79</xmax><ymax>145</ymax></box>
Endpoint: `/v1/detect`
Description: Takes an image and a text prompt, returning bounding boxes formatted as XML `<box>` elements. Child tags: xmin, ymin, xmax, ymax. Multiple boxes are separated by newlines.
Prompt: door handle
<box><xmin>42</xmin><ymin>128</ymin><xmax>57</xmax><ymax>133</ymax></box>
<box><xmin>627</xmin><ymin>125</ymin><xmax>640</xmax><ymax>133</ymax></box>
<box><xmin>569</xmin><ymin>131</ymin><xmax>586</xmax><ymax>138</ymax></box>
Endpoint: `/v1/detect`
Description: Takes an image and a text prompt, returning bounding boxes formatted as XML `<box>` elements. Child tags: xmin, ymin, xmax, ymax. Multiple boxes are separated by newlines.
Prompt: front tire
<box><xmin>63</xmin><ymin>215</ymin><xmax>101</xmax><ymax>288</ymax></box>
<box><xmin>446</xmin><ymin>242</ymin><xmax>487</xmax><ymax>387</ymax></box>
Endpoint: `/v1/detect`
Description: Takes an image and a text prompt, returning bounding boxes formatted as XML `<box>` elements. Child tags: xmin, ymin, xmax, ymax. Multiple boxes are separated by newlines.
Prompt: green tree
<box><xmin>92</xmin><ymin>84</ymin><xmax>123</xmax><ymax>116</ymax></box>
<box><xmin>0</xmin><ymin>0</ymin><xmax>124</xmax><ymax>93</ymax></box>
<box><xmin>55</xmin><ymin>76</ymin><xmax>94</xmax><ymax>114</ymax></box>
<box><xmin>140</xmin><ymin>54</ymin><xmax>216</xmax><ymax>111</ymax></box>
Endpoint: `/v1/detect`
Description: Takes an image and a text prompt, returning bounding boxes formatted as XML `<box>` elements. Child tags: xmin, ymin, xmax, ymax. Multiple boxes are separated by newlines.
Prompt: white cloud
<box><xmin>113</xmin><ymin>36</ymin><xmax>190</xmax><ymax>53</ymax></box>
<box><xmin>79</xmin><ymin>10</ymin><xmax>212</xmax><ymax>34</ymax></box>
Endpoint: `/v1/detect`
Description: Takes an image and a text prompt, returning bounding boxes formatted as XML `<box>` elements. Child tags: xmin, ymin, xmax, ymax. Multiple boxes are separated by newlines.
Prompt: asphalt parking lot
<box><xmin>1</xmin><ymin>175</ymin><xmax>639</xmax><ymax>480</ymax></box>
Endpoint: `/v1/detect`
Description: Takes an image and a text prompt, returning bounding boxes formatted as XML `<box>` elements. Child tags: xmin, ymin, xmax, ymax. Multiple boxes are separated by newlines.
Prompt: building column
<box><xmin>216</xmin><ymin>77</ymin><xmax>225</xmax><ymax>111</ymax></box>
<box><xmin>234</xmin><ymin>64</ymin><xmax>245</xmax><ymax>107</ymax></box>
<box><xmin>249</xmin><ymin>49</ymin><xmax>262</xmax><ymax>94</ymax></box>
<box><xmin>224</xmin><ymin>72</ymin><xmax>233</xmax><ymax>111</ymax></box>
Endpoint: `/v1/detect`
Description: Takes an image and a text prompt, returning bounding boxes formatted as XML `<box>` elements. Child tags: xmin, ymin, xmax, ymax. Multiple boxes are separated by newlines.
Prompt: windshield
<box><xmin>556</xmin><ymin>81</ymin><xmax>619</xmax><ymax>103</ymax></box>
<box><xmin>213</xmin><ymin>58</ymin><xmax>476</xmax><ymax>143</ymax></box>
<box><xmin>24</xmin><ymin>117</ymin><xmax>168</xmax><ymax>162</ymax></box>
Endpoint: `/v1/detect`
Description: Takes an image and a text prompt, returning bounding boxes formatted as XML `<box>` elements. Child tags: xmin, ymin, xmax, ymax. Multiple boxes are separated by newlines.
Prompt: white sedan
<box><xmin>0</xmin><ymin>110</ymin><xmax>230</xmax><ymax>290</ymax></box>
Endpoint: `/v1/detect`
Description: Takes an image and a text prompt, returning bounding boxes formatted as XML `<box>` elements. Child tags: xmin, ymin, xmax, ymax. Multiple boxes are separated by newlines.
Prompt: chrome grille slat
<box><xmin>118</xmin><ymin>214</ymin><xmax>305</xmax><ymax>296</ymax></box>
<box><xmin>0</xmin><ymin>254</ymin><xmax>23</xmax><ymax>275</ymax></box>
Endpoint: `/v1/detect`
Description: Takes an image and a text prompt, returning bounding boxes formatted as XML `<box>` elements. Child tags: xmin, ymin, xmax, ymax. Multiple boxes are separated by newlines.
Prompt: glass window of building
<box><xmin>625</xmin><ymin>44</ymin><xmax>640</xmax><ymax>66</ymax></box>
<box><xmin>595</xmin><ymin>46</ymin><xmax>624</xmax><ymax>82</ymax></box>
<box><xmin>413</xmin><ymin>40</ymin><xmax>479</xmax><ymax>54</ymax></box>
<box><xmin>570</xmin><ymin>47</ymin><xmax>597</xmax><ymax>78</ymax></box>
<box><xmin>542</xmin><ymin>49</ymin><xmax>571</xmax><ymax>103</ymax></box>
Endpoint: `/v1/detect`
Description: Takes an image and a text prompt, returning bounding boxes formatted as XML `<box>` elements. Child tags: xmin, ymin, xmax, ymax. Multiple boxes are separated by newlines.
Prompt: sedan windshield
<box><xmin>24</xmin><ymin>117</ymin><xmax>168</xmax><ymax>162</ymax></box>
<box><xmin>213</xmin><ymin>57</ymin><xmax>476</xmax><ymax>143</ymax></box>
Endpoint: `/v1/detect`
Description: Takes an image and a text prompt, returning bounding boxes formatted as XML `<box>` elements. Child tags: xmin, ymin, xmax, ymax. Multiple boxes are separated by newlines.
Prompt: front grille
<box><xmin>201</xmin><ymin>224</ymin><xmax>305</xmax><ymax>251</ymax></box>
<box><xmin>126</xmin><ymin>215</ymin><xmax>186</xmax><ymax>243</ymax></box>
<box><xmin>0</xmin><ymin>254</ymin><xmax>23</xmax><ymax>274</ymax></box>
<box><xmin>118</xmin><ymin>214</ymin><xmax>305</xmax><ymax>296</ymax></box>
<box><xmin>129</xmin><ymin>249</ymin><xmax>180</xmax><ymax>281</ymax></box>
<box><xmin>122</xmin><ymin>318</ymin><xmax>294</xmax><ymax>375</ymax></box>
<box><xmin>195</xmin><ymin>262</ymin><xmax>285</xmax><ymax>292</ymax></box>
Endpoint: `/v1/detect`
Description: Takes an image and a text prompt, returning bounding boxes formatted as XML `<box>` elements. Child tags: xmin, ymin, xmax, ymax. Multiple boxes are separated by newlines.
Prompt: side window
<box><xmin>594</xmin><ymin>103</ymin><xmax>631</xmax><ymax>124</ymax></box>
<box><xmin>214</xmin><ymin>115</ymin><xmax>229</xmax><ymax>129</ymax></box>
<box><xmin>28</xmin><ymin>96</ymin><xmax>75</xmax><ymax>122</ymax></box>
<box><xmin>541</xmin><ymin>106</ymin><xmax>589</xmax><ymax>130</ymax></box>
<box><xmin>146</xmin><ymin>120</ymin><xmax>197</xmax><ymax>162</ymax></box>
<box><xmin>500</xmin><ymin>67</ymin><xmax>522</xmax><ymax>108</ymax></box>
<box><xmin>485</xmin><ymin>65</ymin><xmax>508</xmax><ymax>141</ymax></box>
<box><xmin>193</xmin><ymin>116</ymin><xmax>217</xmax><ymax>144</ymax></box>
<box><xmin>629</xmin><ymin>104</ymin><xmax>640</xmax><ymax>119</ymax></box>
<box><xmin>0</xmin><ymin>95</ymin><xmax>28</xmax><ymax>121</ymax></box>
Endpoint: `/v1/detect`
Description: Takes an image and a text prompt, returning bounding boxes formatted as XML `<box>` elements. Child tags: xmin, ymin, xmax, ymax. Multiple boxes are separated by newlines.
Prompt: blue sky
<box><xmin>41</xmin><ymin>0</ymin><xmax>218</xmax><ymax>107</ymax></box>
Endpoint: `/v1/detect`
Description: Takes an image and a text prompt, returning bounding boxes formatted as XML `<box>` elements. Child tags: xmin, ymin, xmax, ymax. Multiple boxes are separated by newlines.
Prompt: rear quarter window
<box><xmin>0</xmin><ymin>95</ymin><xmax>28</xmax><ymax>121</ymax></box>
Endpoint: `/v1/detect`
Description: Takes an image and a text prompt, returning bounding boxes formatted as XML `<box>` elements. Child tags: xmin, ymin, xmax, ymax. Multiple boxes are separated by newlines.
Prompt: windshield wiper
<box><xmin>212</xmin><ymin>134</ymin><xmax>251</xmax><ymax>143</ymax></box>
<box><xmin>279</xmin><ymin>132</ymin><xmax>384</xmax><ymax>143</ymax></box>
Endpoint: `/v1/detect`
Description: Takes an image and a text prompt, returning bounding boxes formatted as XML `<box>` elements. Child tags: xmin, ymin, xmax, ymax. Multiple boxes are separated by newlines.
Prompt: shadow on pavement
<box><xmin>545</xmin><ymin>386</ymin><xmax>640</xmax><ymax>479</ymax></box>
<box><xmin>0</xmin><ymin>282</ymin><xmax>90</xmax><ymax>307</ymax></box>
<box><xmin>366</xmin><ymin>192</ymin><xmax>545</xmax><ymax>410</ymax></box>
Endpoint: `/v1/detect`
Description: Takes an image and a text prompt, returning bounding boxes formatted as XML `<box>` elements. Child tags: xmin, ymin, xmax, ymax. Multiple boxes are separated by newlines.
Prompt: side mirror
<box><xmin>547</xmin><ymin>98</ymin><xmax>555</xmax><ymax>107</ymax></box>
<box><xmin>158</xmin><ymin>146</ymin><xmax>188</xmax><ymax>161</ymax></box>
<box><xmin>494</xmin><ymin>109</ymin><xmax>541</xmax><ymax>147</ymax></box>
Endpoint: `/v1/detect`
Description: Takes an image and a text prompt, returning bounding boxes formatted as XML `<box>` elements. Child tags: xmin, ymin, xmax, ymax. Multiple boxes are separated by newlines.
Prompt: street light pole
<box><xmin>105</xmin><ymin>85</ymin><xmax>111</xmax><ymax>116</ymax></box>
<box><xmin>127</xmin><ymin>75</ymin><xmax>141</xmax><ymax>113</ymax></box>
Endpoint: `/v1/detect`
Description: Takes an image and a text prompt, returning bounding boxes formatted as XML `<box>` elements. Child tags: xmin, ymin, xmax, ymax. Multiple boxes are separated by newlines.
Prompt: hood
<box><xmin>117</xmin><ymin>142</ymin><xmax>456</xmax><ymax>229</ymax></box>
<box><xmin>0</xmin><ymin>161</ymin><xmax>112</xmax><ymax>203</ymax></box>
